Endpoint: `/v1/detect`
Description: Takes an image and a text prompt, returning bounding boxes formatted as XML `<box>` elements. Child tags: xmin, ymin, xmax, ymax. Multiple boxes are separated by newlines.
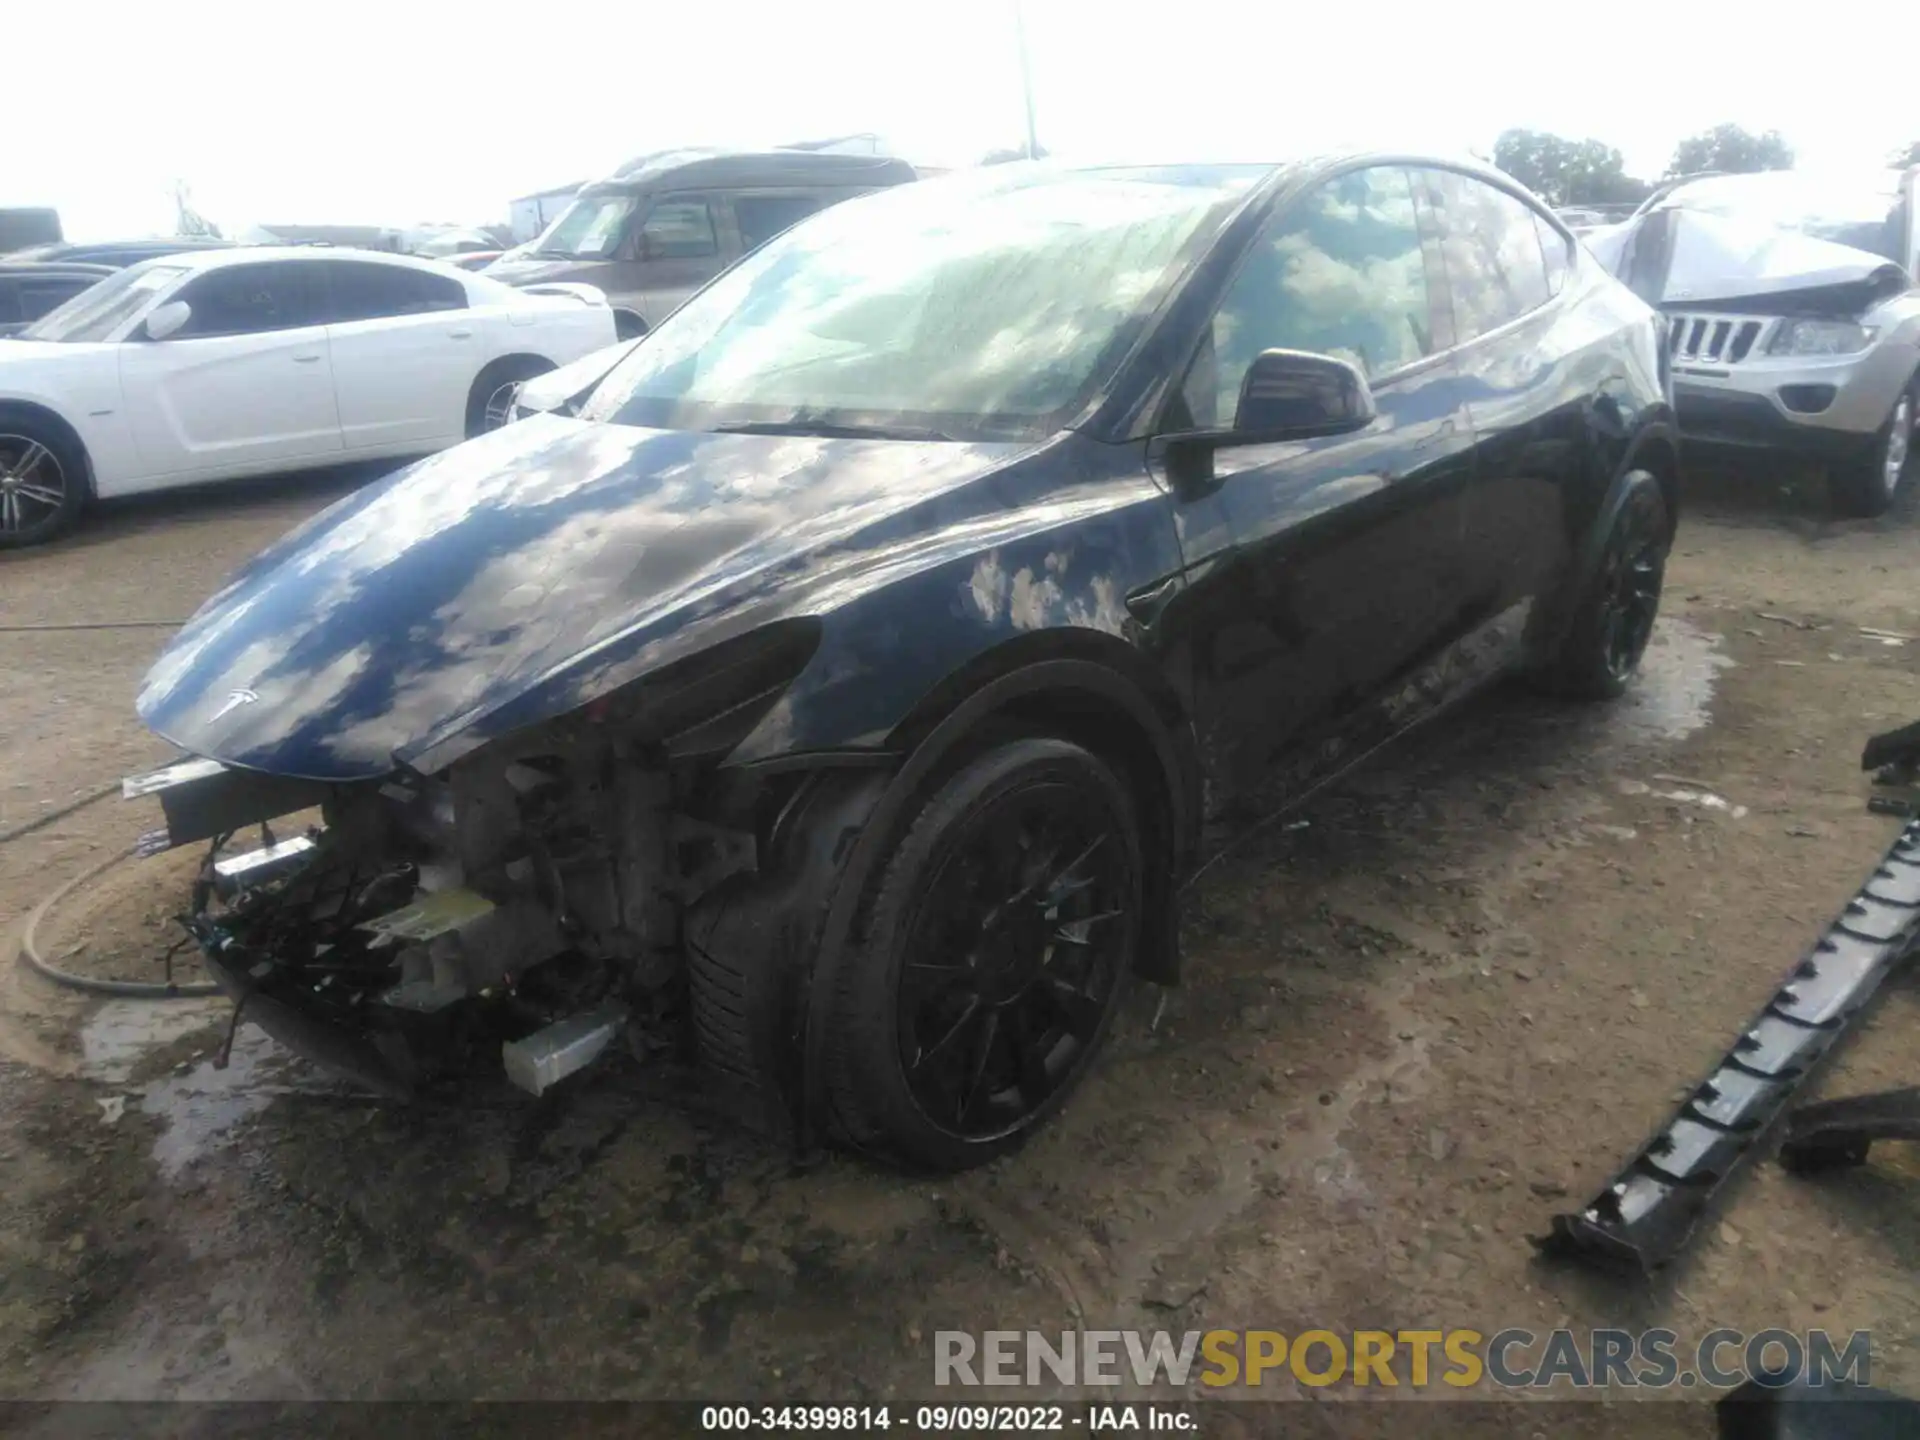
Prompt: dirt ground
<box><xmin>1</xmin><ymin>463</ymin><xmax>1917</xmax><ymax>1432</ymax></box>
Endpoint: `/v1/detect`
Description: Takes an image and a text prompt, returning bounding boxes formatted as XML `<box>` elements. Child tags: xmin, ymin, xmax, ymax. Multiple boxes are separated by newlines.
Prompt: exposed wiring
<box><xmin>19</xmin><ymin>843</ymin><xmax>220</xmax><ymax>998</ymax></box>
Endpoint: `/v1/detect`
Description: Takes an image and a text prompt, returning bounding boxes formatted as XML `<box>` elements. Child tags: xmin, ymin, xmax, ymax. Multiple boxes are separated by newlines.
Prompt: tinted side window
<box><xmin>1534</xmin><ymin>212</ymin><xmax>1571</xmax><ymax>297</ymax></box>
<box><xmin>327</xmin><ymin>261</ymin><xmax>467</xmax><ymax>322</ymax></box>
<box><xmin>1427</xmin><ymin>173</ymin><xmax>1553</xmax><ymax>341</ymax></box>
<box><xmin>21</xmin><ymin>279</ymin><xmax>96</xmax><ymax>321</ymax></box>
<box><xmin>1179</xmin><ymin>166</ymin><xmax>1434</xmax><ymax>429</ymax></box>
<box><xmin>734</xmin><ymin>194</ymin><xmax>825</xmax><ymax>252</ymax></box>
<box><xmin>639</xmin><ymin>197</ymin><xmax>717</xmax><ymax>259</ymax></box>
<box><xmin>173</xmin><ymin>263</ymin><xmax>318</xmax><ymax>337</ymax></box>
<box><xmin>0</xmin><ymin>283</ymin><xmax>19</xmax><ymax>325</ymax></box>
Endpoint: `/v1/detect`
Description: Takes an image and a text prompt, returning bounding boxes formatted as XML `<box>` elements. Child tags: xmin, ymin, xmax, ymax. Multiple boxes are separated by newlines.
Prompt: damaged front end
<box><xmin>134</xmin><ymin>620</ymin><xmax>834</xmax><ymax>1108</ymax></box>
<box><xmin>1585</xmin><ymin>189</ymin><xmax>1920</xmax><ymax>472</ymax></box>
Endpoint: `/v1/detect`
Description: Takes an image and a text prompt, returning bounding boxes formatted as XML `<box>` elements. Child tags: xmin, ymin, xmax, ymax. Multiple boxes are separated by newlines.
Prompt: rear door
<box><xmin>728</xmin><ymin>190</ymin><xmax>832</xmax><ymax>257</ymax></box>
<box><xmin>320</xmin><ymin>260</ymin><xmax>475</xmax><ymax>451</ymax></box>
<box><xmin>1420</xmin><ymin>168</ymin><xmax>1590</xmax><ymax>611</ymax></box>
<box><xmin>118</xmin><ymin>260</ymin><xmax>342</xmax><ymax>478</ymax></box>
<box><xmin>1159</xmin><ymin>164</ymin><xmax>1483</xmax><ymax>812</ymax></box>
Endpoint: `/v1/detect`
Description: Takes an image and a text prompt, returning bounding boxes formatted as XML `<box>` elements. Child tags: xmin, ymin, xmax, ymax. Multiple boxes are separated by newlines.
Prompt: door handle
<box><xmin>447</xmin><ymin>328</ymin><xmax>473</xmax><ymax>340</ymax></box>
<box><xmin>292</xmin><ymin>354</ymin><xmax>322</xmax><ymax>364</ymax></box>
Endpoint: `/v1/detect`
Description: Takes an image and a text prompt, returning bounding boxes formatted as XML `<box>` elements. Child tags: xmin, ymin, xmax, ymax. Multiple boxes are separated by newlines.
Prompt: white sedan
<box><xmin>0</xmin><ymin>247</ymin><xmax>618</xmax><ymax>547</ymax></box>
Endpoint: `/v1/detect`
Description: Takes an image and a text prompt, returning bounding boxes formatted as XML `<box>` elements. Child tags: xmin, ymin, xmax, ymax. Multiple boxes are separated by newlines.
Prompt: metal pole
<box><xmin>1014</xmin><ymin>0</ymin><xmax>1040</xmax><ymax>159</ymax></box>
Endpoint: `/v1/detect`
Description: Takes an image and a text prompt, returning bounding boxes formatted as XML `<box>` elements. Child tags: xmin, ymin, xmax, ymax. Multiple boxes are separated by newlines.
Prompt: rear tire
<box><xmin>1531</xmin><ymin>479</ymin><xmax>1670</xmax><ymax>701</ymax></box>
<box><xmin>465</xmin><ymin>356</ymin><xmax>555</xmax><ymax>438</ymax></box>
<box><xmin>0</xmin><ymin>412</ymin><xmax>87</xmax><ymax>549</ymax></box>
<box><xmin>1830</xmin><ymin>380</ymin><xmax>1916</xmax><ymax>519</ymax></box>
<box><xmin>823</xmin><ymin>738</ymin><xmax>1144</xmax><ymax>1173</ymax></box>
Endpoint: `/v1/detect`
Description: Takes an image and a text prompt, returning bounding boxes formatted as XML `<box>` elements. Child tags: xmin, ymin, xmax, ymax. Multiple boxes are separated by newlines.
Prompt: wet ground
<box><xmin>1</xmin><ymin>465</ymin><xmax>1918</xmax><ymax>1430</ymax></box>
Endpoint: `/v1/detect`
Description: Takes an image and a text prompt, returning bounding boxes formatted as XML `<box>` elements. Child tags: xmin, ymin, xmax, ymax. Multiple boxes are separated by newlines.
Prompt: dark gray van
<box><xmin>485</xmin><ymin>149</ymin><xmax>918</xmax><ymax>339</ymax></box>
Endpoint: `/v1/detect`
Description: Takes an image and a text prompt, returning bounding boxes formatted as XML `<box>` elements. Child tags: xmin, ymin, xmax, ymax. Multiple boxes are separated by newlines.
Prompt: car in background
<box><xmin>486</xmin><ymin>148</ymin><xmax>918</xmax><ymax>339</ymax></box>
<box><xmin>444</xmin><ymin>252</ymin><xmax>504</xmax><ymax>272</ymax></box>
<box><xmin>134</xmin><ymin>157</ymin><xmax>1677</xmax><ymax>1171</ymax></box>
<box><xmin>0</xmin><ymin>247</ymin><xmax>616</xmax><ymax>546</ymax></box>
<box><xmin>0</xmin><ymin>208</ymin><xmax>63</xmax><ymax>254</ymax></box>
<box><xmin>1589</xmin><ymin>168</ymin><xmax>1920</xmax><ymax>516</ymax></box>
<box><xmin>0</xmin><ymin>261</ymin><xmax>114</xmax><ymax>337</ymax></box>
<box><xmin>10</xmin><ymin>237</ymin><xmax>237</xmax><ymax>268</ymax></box>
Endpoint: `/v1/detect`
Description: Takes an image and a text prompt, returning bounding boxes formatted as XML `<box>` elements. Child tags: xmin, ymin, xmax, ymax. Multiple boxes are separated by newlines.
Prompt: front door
<box><xmin>1153</xmin><ymin>165</ymin><xmax>1487</xmax><ymax>820</ymax></box>
<box><xmin>118</xmin><ymin>261</ymin><xmax>342</xmax><ymax>479</ymax></box>
<box><xmin>621</xmin><ymin>191</ymin><xmax>728</xmax><ymax>326</ymax></box>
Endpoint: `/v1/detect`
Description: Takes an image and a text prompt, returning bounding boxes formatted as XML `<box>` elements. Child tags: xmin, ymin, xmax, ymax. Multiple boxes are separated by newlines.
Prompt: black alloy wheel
<box><xmin>1532</xmin><ymin>477</ymin><xmax>1669</xmax><ymax>700</ymax></box>
<box><xmin>826</xmin><ymin>737</ymin><xmax>1144</xmax><ymax>1172</ymax></box>
<box><xmin>1597</xmin><ymin>501</ymin><xmax>1666</xmax><ymax>685</ymax></box>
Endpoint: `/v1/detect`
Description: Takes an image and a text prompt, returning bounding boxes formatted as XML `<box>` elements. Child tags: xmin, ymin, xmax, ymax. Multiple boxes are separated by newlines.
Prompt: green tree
<box><xmin>1492</xmin><ymin>129</ymin><xmax>1650</xmax><ymax>207</ymax></box>
<box><xmin>1665</xmin><ymin>124</ymin><xmax>1794</xmax><ymax>178</ymax></box>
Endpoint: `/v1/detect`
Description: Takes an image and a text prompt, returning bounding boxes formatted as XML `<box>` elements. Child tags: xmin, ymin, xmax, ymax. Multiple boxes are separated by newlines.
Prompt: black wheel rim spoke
<box><xmin>1044</xmin><ymin>974</ymin><xmax>1104</xmax><ymax>1038</ymax></box>
<box><xmin>1603</xmin><ymin>528</ymin><xmax>1663</xmax><ymax>677</ymax></box>
<box><xmin>956</xmin><ymin>1010</ymin><xmax>1002</xmax><ymax>1126</ymax></box>
<box><xmin>1009</xmin><ymin>1005</ymin><xmax>1057</xmax><ymax>1106</ymax></box>
<box><xmin>912</xmin><ymin>993</ymin><xmax>982</xmax><ymax>1073</ymax></box>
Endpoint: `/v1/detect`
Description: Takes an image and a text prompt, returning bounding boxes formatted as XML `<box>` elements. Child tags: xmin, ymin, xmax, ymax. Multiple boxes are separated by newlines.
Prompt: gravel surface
<box><xmin>1</xmin><ymin>464</ymin><xmax>1917</xmax><ymax>1429</ymax></box>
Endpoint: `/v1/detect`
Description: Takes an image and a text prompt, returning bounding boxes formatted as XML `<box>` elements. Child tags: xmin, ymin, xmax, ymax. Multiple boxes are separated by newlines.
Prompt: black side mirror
<box><xmin>1159</xmin><ymin>348</ymin><xmax>1377</xmax><ymax>498</ymax></box>
<box><xmin>1233</xmin><ymin>348</ymin><xmax>1376</xmax><ymax>434</ymax></box>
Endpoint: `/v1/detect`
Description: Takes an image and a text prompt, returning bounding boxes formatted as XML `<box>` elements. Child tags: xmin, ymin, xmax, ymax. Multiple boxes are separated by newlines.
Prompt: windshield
<box><xmin>19</xmin><ymin>263</ymin><xmax>186</xmax><ymax>342</ymax></box>
<box><xmin>527</xmin><ymin>194</ymin><xmax>637</xmax><ymax>260</ymax></box>
<box><xmin>578</xmin><ymin>166</ymin><xmax>1256</xmax><ymax>441</ymax></box>
<box><xmin>1662</xmin><ymin>171</ymin><xmax>1907</xmax><ymax>261</ymax></box>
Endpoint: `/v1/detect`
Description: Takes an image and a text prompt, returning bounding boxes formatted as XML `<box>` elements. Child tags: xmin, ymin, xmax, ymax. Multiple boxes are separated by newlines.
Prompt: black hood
<box><xmin>137</xmin><ymin>416</ymin><xmax>1031</xmax><ymax>781</ymax></box>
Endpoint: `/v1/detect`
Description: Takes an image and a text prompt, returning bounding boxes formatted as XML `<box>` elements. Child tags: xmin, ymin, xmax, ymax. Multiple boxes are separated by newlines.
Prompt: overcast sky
<box><xmin>12</xmin><ymin>0</ymin><xmax>1915</xmax><ymax>241</ymax></box>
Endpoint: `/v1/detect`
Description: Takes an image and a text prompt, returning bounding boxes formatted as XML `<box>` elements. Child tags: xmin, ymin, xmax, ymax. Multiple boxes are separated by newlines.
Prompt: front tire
<box><xmin>1532</xmin><ymin>479</ymin><xmax>1670</xmax><ymax>700</ymax></box>
<box><xmin>0</xmin><ymin>414</ymin><xmax>86</xmax><ymax>549</ymax></box>
<box><xmin>1830</xmin><ymin>380</ymin><xmax>1916</xmax><ymax>519</ymax></box>
<box><xmin>465</xmin><ymin>357</ymin><xmax>555</xmax><ymax>438</ymax></box>
<box><xmin>823</xmin><ymin>738</ymin><xmax>1144</xmax><ymax>1172</ymax></box>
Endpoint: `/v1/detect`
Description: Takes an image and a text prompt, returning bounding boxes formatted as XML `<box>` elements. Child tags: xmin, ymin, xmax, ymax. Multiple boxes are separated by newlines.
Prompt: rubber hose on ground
<box><xmin>18</xmin><ymin>842</ymin><xmax>219</xmax><ymax>999</ymax></box>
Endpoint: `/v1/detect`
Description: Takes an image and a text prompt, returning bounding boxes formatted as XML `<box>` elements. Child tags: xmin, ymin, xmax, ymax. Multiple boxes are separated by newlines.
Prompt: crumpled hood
<box><xmin>1591</xmin><ymin>206</ymin><xmax>1910</xmax><ymax>310</ymax></box>
<box><xmin>138</xmin><ymin>415</ymin><xmax>1029</xmax><ymax>781</ymax></box>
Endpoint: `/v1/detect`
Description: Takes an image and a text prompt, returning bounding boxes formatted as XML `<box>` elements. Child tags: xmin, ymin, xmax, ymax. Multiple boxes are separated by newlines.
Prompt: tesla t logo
<box><xmin>209</xmin><ymin>688</ymin><xmax>259</xmax><ymax>723</ymax></box>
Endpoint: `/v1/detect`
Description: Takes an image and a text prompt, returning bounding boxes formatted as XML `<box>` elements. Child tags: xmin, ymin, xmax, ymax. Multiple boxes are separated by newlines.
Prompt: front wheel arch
<box><xmin>464</xmin><ymin>354</ymin><xmax>555</xmax><ymax>437</ymax></box>
<box><xmin>783</xmin><ymin>656</ymin><xmax>1196</xmax><ymax>1152</ymax></box>
<box><xmin>0</xmin><ymin>400</ymin><xmax>93</xmax><ymax>498</ymax></box>
<box><xmin>0</xmin><ymin>400</ymin><xmax>93</xmax><ymax>547</ymax></box>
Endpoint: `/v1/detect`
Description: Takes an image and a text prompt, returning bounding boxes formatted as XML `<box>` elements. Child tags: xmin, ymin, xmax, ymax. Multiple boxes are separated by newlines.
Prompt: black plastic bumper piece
<box><xmin>1673</xmin><ymin>382</ymin><xmax>1877</xmax><ymax>463</ymax></box>
<box><xmin>1541</xmin><ymin>816</ymin><xmax>1920</xmax><ymax>1273</ymax></box>
<box><xmin>1779</xmin><ymin>1086</ymin><xmax>1920</xmax><ymax>1174</ymax></box>
<box><xmin>1718</xmin><ymin>1372</ymin><xmax>1920</xmax><ymax>1440</ymax></box>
